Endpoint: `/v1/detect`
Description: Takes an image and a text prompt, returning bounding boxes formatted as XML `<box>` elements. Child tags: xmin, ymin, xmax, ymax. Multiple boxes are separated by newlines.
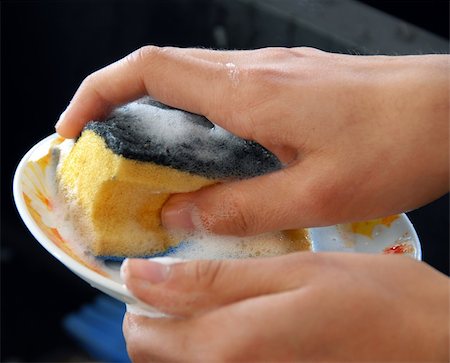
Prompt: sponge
<box><xmin>56</xmin><ymin>98</ymin><xmax>282</xmax><ymax>258</ymax></box>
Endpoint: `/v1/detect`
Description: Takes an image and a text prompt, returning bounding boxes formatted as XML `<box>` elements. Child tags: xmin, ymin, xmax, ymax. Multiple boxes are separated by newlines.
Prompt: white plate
<box><xmin>13</xmin><ymin>134</ymin><xmax>422</xmax><ymax>316</ymax></box>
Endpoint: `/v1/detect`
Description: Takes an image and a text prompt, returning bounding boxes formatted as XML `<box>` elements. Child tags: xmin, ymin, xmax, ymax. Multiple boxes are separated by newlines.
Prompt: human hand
<box><xmin>121</xmin><ymin>253</ymin><xmax>449</xmax><ymax>362</ymax></box>
<box><xmin>55</xmin><ymin>47</ymin><xmax>449</xmax><ymax>235</ymax></box>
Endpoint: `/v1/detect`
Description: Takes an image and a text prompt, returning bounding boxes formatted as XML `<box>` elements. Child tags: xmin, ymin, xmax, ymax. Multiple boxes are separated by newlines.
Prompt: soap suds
<box><xmin>48</xmin><ymin>141</ymin><xmax>104</xmax><ymax>266</ymax></box>
<box><xmin>166</xmin><ymin>231</ymin><xmax>304</xmax><ymax>260</ymax></box>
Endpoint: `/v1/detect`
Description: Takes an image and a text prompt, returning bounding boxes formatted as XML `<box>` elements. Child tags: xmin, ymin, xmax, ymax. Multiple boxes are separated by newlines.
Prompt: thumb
<box><xmin>161</xmin><ymin>163</ymin><xmax>322</xmax><ymax>236</ymax></box>
<box><xmin>121</xmin><ymin>253</ymin><xmax>319</xmax><ymax>317</ymax></box>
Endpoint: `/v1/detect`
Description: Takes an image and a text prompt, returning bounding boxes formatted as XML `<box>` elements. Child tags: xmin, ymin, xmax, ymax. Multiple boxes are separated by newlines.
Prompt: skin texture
<box><xmin>121</xmin><ymin>254</ymin><xmax>450</xmax><ymax>362</ymax></box>
<box><xmin>56</xmin><ymin>47</ymin><xmax>450</xmax><ymax>362</ymax></box>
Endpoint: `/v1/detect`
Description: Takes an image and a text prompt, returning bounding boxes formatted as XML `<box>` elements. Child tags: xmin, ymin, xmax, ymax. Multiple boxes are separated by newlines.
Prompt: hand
<box><xmin>56</xmin><ymin>47</ymin><xmax>449</xmax><ymax>235</ymax></box>
<box><xmin>121</xmin><ymin>253</ymin><xmax>449</xmax><ymax>362</ymax></box>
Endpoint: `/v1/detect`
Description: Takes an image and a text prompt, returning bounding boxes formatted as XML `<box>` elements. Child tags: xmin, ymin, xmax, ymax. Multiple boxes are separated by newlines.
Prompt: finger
<box><xmin>55</xmin><ymin>53</ymin><xmax>148</xmax><ymax>138</ymax></box>
<box><xmin>181</xmin><ymin>46</ymin><xmax>318</xmax><ymax>64</ymax></box>
<box><xmin>123</xmin><ymin>313</ymin><xmax>194</xmax><ymax>362</ymax></box>
<box><xmin>55</xmin><ymin>46</ymin><xmax>248</xmax><ymax>139</ymax></box>
<box><xmin>167</xmin><ymin>47</ymin><xmax>243</xmax><ymax>61</ymax></box>
<box><xmin>188</xmin><ymin>288</ymin><xmax>317</xmax><ymax>361</ymax></box>
<box><xmin>123</xmin><ymin>285</ymin><xmax>315</xmax><ymax>362</ymax></box>
<box><xmin>123</xmin><ymin>311</ymin><xmax>236</xmax><ymax>362</ymax></box>
<box><xmin>121</xmin><ymin>252</ymin><xmax>323</xmax><ymax>317</ymax></box>
<box><xmin>161</xmin><ymin>156</ymin><xmax>338</xmax><ymax>236</ymax></box>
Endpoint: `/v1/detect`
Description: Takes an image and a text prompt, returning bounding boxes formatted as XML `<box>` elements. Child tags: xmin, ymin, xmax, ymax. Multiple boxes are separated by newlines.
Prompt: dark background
<box><xmin>2</xmin><ymin>1</ymin><xmax>449</xmax><ymax>362</ymax></box>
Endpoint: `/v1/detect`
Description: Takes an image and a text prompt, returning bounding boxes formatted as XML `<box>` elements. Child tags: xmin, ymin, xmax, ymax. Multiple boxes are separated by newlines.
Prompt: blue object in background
<box><xmin>63</xmin><ymin>295</ymin><xmax>131</xmax><ymax>363</ymax></box>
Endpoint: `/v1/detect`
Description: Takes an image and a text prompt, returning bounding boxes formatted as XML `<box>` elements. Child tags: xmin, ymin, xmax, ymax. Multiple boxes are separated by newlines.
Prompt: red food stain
<box><xmin>383</xmin><ymin>243</ymin><xmax>413</xmax><ymax>255</ymax></box>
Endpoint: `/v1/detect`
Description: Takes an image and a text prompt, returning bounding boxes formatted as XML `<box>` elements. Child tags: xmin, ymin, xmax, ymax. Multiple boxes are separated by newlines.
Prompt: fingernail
<box><xmin>122</xmin><ymin>259</ymin><xmax>171</xmax><ymax>284</ymax></box>
<box><xmin>162</xmin><ymin>201</ymin><xmax>195</xmax><ymax>231</ymax></box>
<box><xmin>55</xmin><ymin>109</ymin><xmax>67</xmax><ymax>130</ymax></box>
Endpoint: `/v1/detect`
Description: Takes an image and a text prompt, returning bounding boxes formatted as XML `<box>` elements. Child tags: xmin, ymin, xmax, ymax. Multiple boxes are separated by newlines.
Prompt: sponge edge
<box><xmin>56</xmin><ymin>130</ymin><xmax>216</xmax><ymax>257</ymax></box>
<box><xmin>85</xmin><ymin>98</ymin><xmax>282</xmax><ymax>179</ymax></box>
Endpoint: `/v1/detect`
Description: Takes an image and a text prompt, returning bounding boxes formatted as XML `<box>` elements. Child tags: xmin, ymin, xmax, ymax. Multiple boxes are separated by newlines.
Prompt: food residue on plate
<box><xmin>350</xmin><ymin>215</ymin><xmax>400</xmax><ymax>238</ymax></box>
<box><xmin>383</xmin><ymin>242</ymin><xmax>414</xmax><ymax>255</ymax></box>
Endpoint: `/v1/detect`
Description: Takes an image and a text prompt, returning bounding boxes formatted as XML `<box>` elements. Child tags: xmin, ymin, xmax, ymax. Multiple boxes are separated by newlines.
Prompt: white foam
<box><xmin>167</xmin><ymin>231</ymin><xmax>303</xmax><ymax>260</ymax></box>
<box><xmin>121</xmin><ymin>103</ymin><xmax>202</xmax><ymax>144</ymax></box>
<box><xmin>169</xmin><ymin>203</ymin><xmax>307</xmax><ymax>258</ymax></box>
<box><xmin>47</xmin><ymin>142</ymin><xmax>104</xmax><ymax>267</ymax></box>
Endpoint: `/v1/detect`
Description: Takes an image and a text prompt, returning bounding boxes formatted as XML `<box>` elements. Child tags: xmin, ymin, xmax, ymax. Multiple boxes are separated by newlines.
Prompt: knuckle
<box><xmin>207</xmin><ymin>187</ymin><xmax>261</xmax><ymax>236</ymax></box>
<box><xmin>126</xmin><ymin>45</ymin><xmax>161</xmax><ymax>67</ymax></box>
<box><xmin>259</xmin><ymin>46</ymin><xmax>319</xmax><ymax>61</ymax></box>
<box><xmin>228</xmin><ymin>189</ymin><xmax>262</xmax><ymax>236</ymax></box>
<box><xmin>198</xmin><ymin>187</ymin><xmax>259</xmax><ymax>236</ymax></box>
<box><xmin>265</xmin><ymin>46</ymin><xmax>297</xmax><ymax>59</ymax></box>
<box><xmin>80</xmin><ymin>72</ymin><xmax>98</xmax><ymax>90</ymax></box>
<box><xmin>239</xmin><ymin>66</ymin><xmax>285</xmax><ymax>108</ymax></box>
<box><xmin>294</xmin><ymin>46</ymin><xmax>324</xmax><ymax>56</ymax></box>
<box><xmin>79</xmin><ymin>72</ymin><xmax>109</xmax><ymax>107</ymax></box>
<box><xmin>189</xmin><ymin>260</ymin><xmax>224</xmax><ymax>290</ymax></box>
<box><xmin>232</xmin><ymin>202</ymin><xmax>254</xmax><ymax>236</ymax></box>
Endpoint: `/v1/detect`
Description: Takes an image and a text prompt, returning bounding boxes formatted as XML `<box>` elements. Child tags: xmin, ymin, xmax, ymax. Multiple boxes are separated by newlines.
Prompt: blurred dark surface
<box><xmin>361</xmin><ymin>0</ymin><xmax>449</xmax><ymax>39</ymax></box>
<box><xmin>1</xmin><ymin>1</ymin><xmax>449</xmax><ymax>362</ymax></box>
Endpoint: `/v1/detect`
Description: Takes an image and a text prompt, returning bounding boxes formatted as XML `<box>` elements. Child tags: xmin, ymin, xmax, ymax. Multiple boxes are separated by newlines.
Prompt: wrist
<box><xmin>374</xmin><ymin>55</ymin><xmax>449</xmax><ymax>202</ymax></box>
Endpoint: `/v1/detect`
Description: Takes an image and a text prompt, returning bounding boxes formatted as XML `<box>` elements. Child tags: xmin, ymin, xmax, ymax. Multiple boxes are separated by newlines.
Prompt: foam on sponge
<box><xmin>56</xmin><ymin>98</ymin><xmax>284</xmax><ymax>258</ymax></box>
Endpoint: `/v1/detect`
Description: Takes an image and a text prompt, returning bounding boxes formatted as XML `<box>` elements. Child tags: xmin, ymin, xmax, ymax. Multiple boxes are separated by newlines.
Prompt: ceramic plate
<box><xmin>13</xmin><ymin>134</ymin><xmax>422</xmax><ymax>316</ymax></box>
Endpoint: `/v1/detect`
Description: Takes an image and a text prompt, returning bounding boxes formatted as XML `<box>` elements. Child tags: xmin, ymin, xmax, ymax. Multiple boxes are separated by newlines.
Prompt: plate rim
<box><xmin>13</xmin><ymin>133</ymin><xmax>132</xmax><ymax>299</ymax></box>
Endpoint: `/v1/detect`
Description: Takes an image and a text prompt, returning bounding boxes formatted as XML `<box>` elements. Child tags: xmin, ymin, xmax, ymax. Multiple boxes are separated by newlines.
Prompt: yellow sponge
<box><xmin>57</xmin><ymin>130</ymin><xmax>216</xmax><ymax>257</ymax></box>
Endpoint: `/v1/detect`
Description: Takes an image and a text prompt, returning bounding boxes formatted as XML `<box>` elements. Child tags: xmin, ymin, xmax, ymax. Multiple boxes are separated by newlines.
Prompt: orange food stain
<box><xmin>23</xmin><ymin>192</ymin><xmax>32</xmax><ymax>207</ymax></box>
<box><xmin>50</xmin><ymin>227</ymin><xmax>66</xmax><ymax>245</ymax></box>
<box><xmin>380</xmin><ymin>215</ymin><xmax>399</xmax><ymax>227</ymax></box>
<box><xmin>351</xmin><ymin>215</ymin><xmax>400</xmax><ymax>238</ymax></box>
<box><xmin>28</xmin><ymin>162</ymin><xmax>50</xmax><ymax>198</ymax></box>
<box><xmin>24</xmin><ymin>162</ymin><xmax>51</xmax><ymax>210</ymax></box>
<box><xmin>23</xmin><ymin>192</ymin><xmax>109</xmax><ymax>277</ymax></box>
<box><xmin>49</xmin><ymin>228</ymin><xmax>109</xmax><ymax>277</ymax></box>
<box><xmin>36</xmin><ymin>153</ymin><xmax>51</xmax><ymax>170</ymax></box>
<box><xmin>36</xmin><ymin>190</ymin><xmax>52</xmax><ymax>211</ymax></box>
<box><xmin>24</xmin><ymin>192</ymin><xmax>44</xmax><ymax>225</ymax></box>
<box><xmin>52</xmin><ymin>136</ymin><xmax>65</xmax><ymax>145</ymax></box>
